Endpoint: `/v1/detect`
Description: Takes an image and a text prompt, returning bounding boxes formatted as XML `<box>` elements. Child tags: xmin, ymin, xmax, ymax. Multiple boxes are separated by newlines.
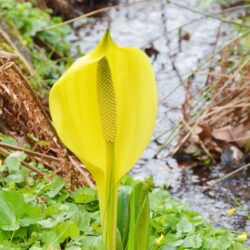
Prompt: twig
<box><xmin>69</xmin><ymin>156</ymin><xmax>95</xmax><ymax>189</ymax></box>
<box><xmin>171</xmin><ymin>55</ymin><xmax>250</xmax><ymax>156</ymax></box>
<box><xmin>0</xmin><ymin>142</ymin><xmax>60</xmax><ymax>162</ymax></box>
<box><xmin>0</xmin><ymin>63</ymin><xmax>94</xmax><ymax>186</ymax></box>
<box><xmin>0</xmin><ymin>148</ymin><xmax>50</xmax><ymax>179</ymax></box>
<box><xmin>182</xmin><ymin>119</ymin><xmax>213</xmax><ymax>159</ymax></box>
<box><xmin>221</xmin><ymin>4</ymin><xmax>250</xmax><ymax>13</ymax></box>
<box><xmin>0</xmin><ymin>27</ymin><xmax>36</xmax><ymax>76</ymax></box>
<box><xmin>169</xmin><ymin>0</ymin><xmax>250</xmax><ymax>29</ymax></box>
<box><xmin>203</xmin><ymin>163</ymin><xmax>250</xmax><ymax>192</ymax></box>
<box><xmin>38</xmin><ymin>0</ymin><xmax>150</xmax><ymax>31</ymax></box>
<box><xmin>191</xmin><ymin>53</ymin><xmax>250</xmax><ymax>119</ymax></box>
<box><xmin>41</xmin><ymin>2</ymin><xmax>250</xmax><ymax>33</ymax></box>
<box><xmin>160</xmin><ymin>30</ymin><xmax>250</xmax><ymax>105</ymax></box>
<box><xmin>147</xmin><ymin>3</ymin><xmax>250</xmax><ymax>48</ymax></box>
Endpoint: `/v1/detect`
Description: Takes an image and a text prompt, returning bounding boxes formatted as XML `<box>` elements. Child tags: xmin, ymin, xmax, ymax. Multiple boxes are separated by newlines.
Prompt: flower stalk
<box><xmin>103</xmin><ymin>141</ymin><xmax>117</xmax><ymax>249</ymax></box>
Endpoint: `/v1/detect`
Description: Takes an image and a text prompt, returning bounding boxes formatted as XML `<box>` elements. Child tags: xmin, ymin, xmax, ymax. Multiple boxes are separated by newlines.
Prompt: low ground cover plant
<box><xmin>0</xmin><ymin>145</ymin><xmax>247</xmax><ymax>249</ymax></box>
<box><xmin>0</xmin><ymin>0</ymin><xmax>72</xmax><ymax>86</ymax></box>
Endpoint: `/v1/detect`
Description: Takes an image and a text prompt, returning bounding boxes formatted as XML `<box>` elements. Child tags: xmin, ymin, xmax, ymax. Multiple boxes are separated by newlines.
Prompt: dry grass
<box><xmin>174</xmin><ymin>39</ymin><xmax>250</xmax><ymax>165</ymax></box>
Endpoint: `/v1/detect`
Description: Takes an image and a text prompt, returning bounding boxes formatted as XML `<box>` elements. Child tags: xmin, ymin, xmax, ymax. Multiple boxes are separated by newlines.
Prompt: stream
<box><xmin>68</xmin><ymin>0</ymin><xmax>250</xmax><ymax>237</ymax></box>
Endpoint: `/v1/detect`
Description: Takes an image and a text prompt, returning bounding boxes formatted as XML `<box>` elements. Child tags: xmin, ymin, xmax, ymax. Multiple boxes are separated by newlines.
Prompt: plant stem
<box><xmin>104</xmin><ymin>141</ymin><xmax>118</xmax><ymax>250</ymax></box>
<box><xmin>203</xmin><ymin>163</ymin><xmax>250</xmax><ymax>192</ymax></box>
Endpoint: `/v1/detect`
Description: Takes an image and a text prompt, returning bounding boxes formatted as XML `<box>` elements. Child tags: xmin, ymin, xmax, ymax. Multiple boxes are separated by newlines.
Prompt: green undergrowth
<box><xmin>0</xmin><ymin>136</ymin><xmax>248</xmax><ymax>249</ymax></box>
<box><xmin>0</xmin><ymin>0</ymin><xmax>73</xmax><ymax>87</ymax></box>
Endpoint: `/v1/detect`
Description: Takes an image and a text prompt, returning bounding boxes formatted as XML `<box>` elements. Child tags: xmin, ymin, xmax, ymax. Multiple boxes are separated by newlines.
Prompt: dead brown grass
<box><xmin>174</xmin><ymin>40</ymin><xmax>250</xmax><ymax>166</ymax></box>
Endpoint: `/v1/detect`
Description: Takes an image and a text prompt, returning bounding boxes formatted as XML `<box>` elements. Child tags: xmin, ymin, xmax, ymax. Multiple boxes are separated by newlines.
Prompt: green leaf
<box><xmin>45</xmin><ymin>177</ymin><xmax>65</xmax><ymax>198</ymax></box>
<box><xmin>65</xmin><ymin>247</ymin><xmax>81</xmax><ymax>250</ymax></box>
<box><xmin>77</xmin><ymin>235</ymin><xmax>104</xmax><ymax>250</ymax></box>
<box><xmin>126</xmin><ymin>182</ymin><xmax>150</xmax><ymax>250</ymax></box>
<box><xmin>38</xmin><ymin>218</ymin><xmax>59</xmax><ymax>228</ymax></box>
<box><xmin>161</xmin><ymin>233</ymin><xmax>183</xmax><ymax>248</ymax></box>
<box><xmin>0</xmin><ymin>133</ymin><xmax>17</xmax><ymax>146</ymax></box>
<box><xmin>5</xmin><ymin>151</ymin><xmax>26</xmax><ymax>173</ymax></box>
<box><xmin>53</xmin><ymin>220</ymin><xmax>80</xmax><ymax>242</ymax></box>
<box><xmin>149</xmin><ymin>188</ymin><xmax>170</xmax><ymax>210</ymax></box>
<box><xmin>71</xmin><ymin>187</ymin><xmax>98</xmax><ymax>204</ymax></box>
<box><xmin>0</xmin><ymin>190</ymin><xmax>43</xmax><ymax>231</ymax></box>
<box><xmin>176</xmin><ymin>216</ymin><xmax>194</xmax><ymax>234</ymax></box>
<box><xmin>79</xmin><ymin>210</ymin><xmax>92</xmax><ymax>233</ymax></box>
<box><xmin>116</xmin><ymin>228</ymin><xmax>123</xmax><ymax>250</ymax></box>
<box><xmin>42</xmin><ymin>220</ymin><xmax>79</xmax><ymax>245</ymax></box>
<box><xmin>117</xmin><ymin>186</ymin><xmax>130</xmax><ymax>247</ymax></box>
<box><xmin>183</xmin><ymin>234</ymin><xmax>202</xmax><ymax>248</ymax></box>
<box><xmin>4</xmin><ymin>173</ymin><xmax>24</xmax><ymax>185</ymax></box>
<box><xmin>29</xmin><ymin>247</ymin><xmax>43</xmax><ymax>250</ymax></box>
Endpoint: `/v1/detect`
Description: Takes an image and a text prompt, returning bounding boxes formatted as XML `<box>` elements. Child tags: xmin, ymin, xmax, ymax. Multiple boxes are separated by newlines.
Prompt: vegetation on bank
<box><xmin>0</xmin><ymin>0</ymin><xmax>72</xmax><ymax>87</ymax></box>
<box><xmin>0</xmin><ymin>135</ymin><xmax>248</xmax><ymax>249</ymax></box>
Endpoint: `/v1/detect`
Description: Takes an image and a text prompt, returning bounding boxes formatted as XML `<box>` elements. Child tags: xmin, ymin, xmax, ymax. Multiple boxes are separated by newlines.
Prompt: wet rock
<box><xmin>221</xmin><ymin>146</ymin><xmax>244</xmax><ymax>166</ymax></box>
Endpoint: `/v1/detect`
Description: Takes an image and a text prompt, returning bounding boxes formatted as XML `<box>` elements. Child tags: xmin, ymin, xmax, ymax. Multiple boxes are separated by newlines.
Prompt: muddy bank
<box><xmin>68</xmin><ymin>0</ymin><xmax>250</xmax><ymax>237</ymax></box>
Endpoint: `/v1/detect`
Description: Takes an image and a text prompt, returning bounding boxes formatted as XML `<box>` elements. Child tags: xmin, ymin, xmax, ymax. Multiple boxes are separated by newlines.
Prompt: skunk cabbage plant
<box><xmin>49</xmin><ymin>30</ymin><xmax>157</xmax><ymax>249</ymax></box>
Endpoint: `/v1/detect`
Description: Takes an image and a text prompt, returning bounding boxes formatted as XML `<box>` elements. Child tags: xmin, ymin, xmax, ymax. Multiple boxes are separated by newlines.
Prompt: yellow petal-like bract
<box><xmin>49</xmin><ymin>31</ymin><xmax>157</xmax><ymax>230</ymax></box>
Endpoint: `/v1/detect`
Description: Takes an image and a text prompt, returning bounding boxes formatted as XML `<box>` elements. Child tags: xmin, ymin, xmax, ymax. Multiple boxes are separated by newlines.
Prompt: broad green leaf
<box><xmin>159</xmin><ymin>246</ymin><xmax>176</xmax><ymax>250</ymax></box>
<box><xmin>38</xmin><ymin>218</ymin><xmax>59</xmax><ymax>228</ymax></box>
<box><xmin>176</xmin><ymin>216</ymin><xmax>194</xmax><ymax>234</ymax></box>
<box><xmin>76</xmin><ymin>235</ymin><xmax>104</xmax><ymax>250</ymax></box>
<box><xmin>53</xmin><ymin>220</ymin><xmax>80</xmax><ymax>242</ymax></box>
<box><xmin>79</xmin><ymin>210</ymin><xmax>92</xmax><ymax>233</ymax></box>
<box><xmin>65</xmin><ymin>247</ymin><xmax>81</xmax><ymax>250</ymax></box>
<box><xmin>71</xmin><ymin>188</ymin><xmax>98</xmax><ymax>204</ymax></box>
<box><xmin>0</xmin><ymin>133</ymin><xmax>17</xmax><ymax>146</ymax></box>
<box><xmin>127</xmin><ymin>182</ymin><xmax>150</xmax><ymax>250</ymax></box>
<box><xmin>0</xmin><ymin>230</ymin><xmax>8</xmax><ymax>241</ymax></box>
<box><xmin>42</xmin><ymin>220</ymin><xmax>79</xmax><ymax>245</ymax></box>
<box><xmin>0</xmin><ymin>244</ymin><xmax>20</xmax><ymax>250</ymax></box>
<box><xmin>116</xmin><ymin>228</ymin><xmax>123</xmax><ymax>250</ymax></box>
<box><xmin>117</xmin><ymin>186</ymin><xmax>130</xmax><ymax>247</ymax></box>
<box><xmin>183</xmin><ymin>234</ymin><xmax>202</xmax><ymax>248</ymax></box>
<box><xmin>45</xmin><ymin>177</ymin><xmax>65</xmax><ymax>198</ymax></box>
<box><xmin>29</xmin><ymin>247</ymin><xmax>43</xmax><ymax>250</ymax></box>
<box><xmin>149</xmin><ymin>189</ymin><xmax>171</xmax><ymax>210</ymax></box>
<box><xmin>4</xmin><ymin>173</ymin><xmax>24</xmax><ymax>185</ymax></box>
<box><xmin>0</xmin><ymin>190</ymin><xmax>43</xmax><ymax>231</ymax></box>
<box><xmin>5</xmin><ymin>151</ymin><xmax>26</xmax><ymax>173</ymax></box>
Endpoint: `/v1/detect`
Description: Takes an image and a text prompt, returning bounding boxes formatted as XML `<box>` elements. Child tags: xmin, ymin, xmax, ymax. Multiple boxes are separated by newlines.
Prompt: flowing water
<box><xmin>68</xmin><ymin>0</ymin><xmax>250</xmax><ymax>236</ymax></box>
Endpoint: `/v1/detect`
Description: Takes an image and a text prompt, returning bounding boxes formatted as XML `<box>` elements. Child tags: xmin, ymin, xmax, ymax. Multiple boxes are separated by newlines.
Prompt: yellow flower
<box><xmin>237</xmin><ymin>232</ymin><xmax>248</xmax><ymax>242</ymax></box>
<box><xmin>228</xmin><ymin>207</ymin><xmax>236</xmax><ymax>217</ymax></box>
<box><xmin>155</xmin><ymin>234</ymin><xmax>165</xmax><ymax>245</ymax></box>
<box><xmin>49</xmin><ymin>30</ymin><xmax>157</xmax><ymax>249</ymax></box>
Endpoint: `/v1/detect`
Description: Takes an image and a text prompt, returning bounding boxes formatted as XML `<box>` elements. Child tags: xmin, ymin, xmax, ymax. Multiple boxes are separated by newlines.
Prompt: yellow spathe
<box><xmin>49</xmin><ymin>30</ymin><xmax>157</xmax><ymax>226</ymax></box>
